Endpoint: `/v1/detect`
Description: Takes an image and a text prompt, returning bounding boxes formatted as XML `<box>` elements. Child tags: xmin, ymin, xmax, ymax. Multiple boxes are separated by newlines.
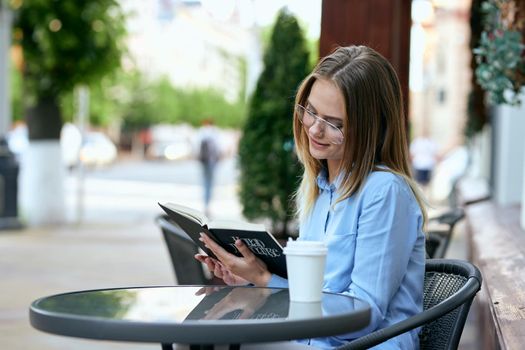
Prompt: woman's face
<box><xmin>303</xmin><ymin>78</ymin><xmax>346</xmax><ymax>165</ymax></box>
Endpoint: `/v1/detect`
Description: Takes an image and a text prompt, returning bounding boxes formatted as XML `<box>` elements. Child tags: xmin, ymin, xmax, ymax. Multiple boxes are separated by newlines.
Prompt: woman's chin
<box><xmin>309</xmin><ymin>146</ymin><xmax>328</xmax><ymax>159</ymax></box>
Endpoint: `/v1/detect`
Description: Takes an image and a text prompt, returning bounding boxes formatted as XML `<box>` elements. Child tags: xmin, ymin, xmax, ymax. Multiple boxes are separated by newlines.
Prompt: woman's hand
<box><xmin>194</xmin><ymin>254</ymin><xmax>249</xmax><ymax>285</ymax></box>
<box><xmin>195</xmin><ymin>233</ymin><xmax>272</xmax><ymax>287</ymax></box>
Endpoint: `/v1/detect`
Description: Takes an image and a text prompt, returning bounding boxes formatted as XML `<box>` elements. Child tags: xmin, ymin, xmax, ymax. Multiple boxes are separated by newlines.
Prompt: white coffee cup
<box><xmin>283</xmin><ymin>239</ymin><xmax>328</xmax><ymax>302</ymax></box>
<box><xmin>288</xmin><ymin>301</ymin><xmax>323</xmax><ymax>319</ymax></box>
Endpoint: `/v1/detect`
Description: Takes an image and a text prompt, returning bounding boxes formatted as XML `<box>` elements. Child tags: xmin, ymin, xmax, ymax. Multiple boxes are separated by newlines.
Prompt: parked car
<box><xmin>61</xmin><ymin>124</ymin><xmax>117</xmax><ymax>168</ymax></box>
<box><xmin>79</xmin><ymin>132</ymin><xmax>118</xmax><ymax>166</ymax></box>
<box><xmin>8</xmin><ymin>123</ymin><xmax>118</xmax><ymax>168</ymax></box>
<box><xmin>148</xmin><ymin>124</ymin><xmax>194</xmax><ymax>161</ymax></box>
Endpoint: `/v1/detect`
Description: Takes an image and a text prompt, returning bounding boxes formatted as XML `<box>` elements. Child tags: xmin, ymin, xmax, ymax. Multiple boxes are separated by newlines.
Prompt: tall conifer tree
<box><xmin>238</xmin><ymin>9</ymin><xmax>310</xmax><ymax>237</ymax></box>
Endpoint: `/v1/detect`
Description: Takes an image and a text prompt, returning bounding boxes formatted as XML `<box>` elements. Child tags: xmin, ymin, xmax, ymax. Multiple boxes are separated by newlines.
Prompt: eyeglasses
<box><xmin>295</xmin><ymin>104</ymin><xmax>344</xmax><ymax>145</ymax></box>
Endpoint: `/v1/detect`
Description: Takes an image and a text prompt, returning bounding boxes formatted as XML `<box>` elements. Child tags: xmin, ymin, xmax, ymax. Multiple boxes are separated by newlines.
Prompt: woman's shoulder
<box><xmin>361</xmin><ymin>170</ymin><xmax>414</xmax><ymax>201</ymax></box>
<box><xmin>365</xmin><ymin>169</ymin><xmax>407</xmax><ymax>187</ymax></box>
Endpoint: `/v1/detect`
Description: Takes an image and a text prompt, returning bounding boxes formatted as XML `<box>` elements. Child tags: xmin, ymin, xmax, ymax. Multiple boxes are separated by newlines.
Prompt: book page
<box><xmin>208</xmin><ymin>219</ymin><xmax>266</xmax><ymax>232</ymax></box>
<box><xmin>163</xmin><ymin>202</ymin><xmax>208</xmax><ymax>226</ymax></box>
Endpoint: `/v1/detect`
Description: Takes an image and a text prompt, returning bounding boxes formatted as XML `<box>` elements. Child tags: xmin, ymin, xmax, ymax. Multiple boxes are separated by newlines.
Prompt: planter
<box><xmin>19</xmin><ymin>140</ymin><xmax>65</xmax><ymax>226</ymax></box>
<box><xmin>492</xmin><ymin>90</ymin><xmax>525</xmax><ymax>207</ymax></box>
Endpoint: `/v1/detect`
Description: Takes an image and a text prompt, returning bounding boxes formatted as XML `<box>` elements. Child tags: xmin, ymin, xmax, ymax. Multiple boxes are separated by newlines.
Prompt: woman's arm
<box><xmin>342</xmin><ymin>180</ymin><xmax>422</xmax><ymax>337</ymax></box>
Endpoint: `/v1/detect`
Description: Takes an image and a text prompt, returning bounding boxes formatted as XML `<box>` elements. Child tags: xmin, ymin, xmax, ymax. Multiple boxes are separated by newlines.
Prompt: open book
<box><xmin>158</xmin><ymin>202</ymin><xmax>287</xmax><ymax>278</ymax></box>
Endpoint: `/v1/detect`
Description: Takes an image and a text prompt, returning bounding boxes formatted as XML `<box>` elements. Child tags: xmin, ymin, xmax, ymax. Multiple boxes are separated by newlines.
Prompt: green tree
<box><xmin>9</xmin><ymin>58</ymin><xmax>23</xmax><ymax>121</ymax></box>
<box><xmin>117</xmin><ymin>72</ymin><xmax>248</xmax><ymax>131</ymax></box>
<box><xmin>59</xmin><ymin>69</ymin><xmax>129</xmax><ymax>128</ymax></box>
<box><xmin>13</xmin><ymin>0</ymin><xmax>126</xmax><ymax>139</ymax></box>
<box><xmin>238</xmin><ymin>9</ymin><xmax>310</xmax><ymax>237</ymax></box>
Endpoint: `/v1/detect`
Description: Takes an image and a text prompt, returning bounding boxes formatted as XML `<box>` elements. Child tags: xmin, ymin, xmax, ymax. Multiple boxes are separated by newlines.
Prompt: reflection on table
<box><xmin>30</xmin><ymin>285</ymin><xmax>370</xmax><ymax>347</ymax></box>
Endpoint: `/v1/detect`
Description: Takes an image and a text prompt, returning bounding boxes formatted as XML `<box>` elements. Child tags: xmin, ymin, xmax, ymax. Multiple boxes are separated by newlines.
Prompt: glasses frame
<box><xmin>295</xmin><ymin>104</ymin><xmax>344</xmax><ymax>145</ymax></box>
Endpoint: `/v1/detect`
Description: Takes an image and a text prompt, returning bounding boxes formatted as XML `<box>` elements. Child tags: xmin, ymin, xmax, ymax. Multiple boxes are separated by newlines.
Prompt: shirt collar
<box><xmin>316</xmin><ymin>168</ymin><xmax>344</xmax><ymax>192</ymax></box>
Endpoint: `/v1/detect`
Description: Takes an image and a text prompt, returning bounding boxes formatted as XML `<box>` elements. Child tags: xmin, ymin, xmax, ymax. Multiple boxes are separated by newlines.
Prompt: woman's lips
<box><xmin>310</xmin><ymin>137</ymin><xmax>329</xmax><ymax>148</ymax></box>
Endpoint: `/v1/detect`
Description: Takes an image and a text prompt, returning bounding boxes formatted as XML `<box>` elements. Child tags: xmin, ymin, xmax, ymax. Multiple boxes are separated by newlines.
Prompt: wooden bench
<box><xmin>464</xmin><ymin>201</ymin><xmax>525</xmax><ymax>350</ymax></box>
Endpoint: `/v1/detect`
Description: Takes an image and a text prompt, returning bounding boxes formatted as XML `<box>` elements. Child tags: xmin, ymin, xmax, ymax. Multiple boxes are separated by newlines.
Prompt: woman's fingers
<box><xmin>234</xmin><ymin>239</ymin><xmax>255</xmax><ymax>259</ymax></box>
<box><xmin>194</xmin><ymin>254</ymin><xmax>207</xmax><ymax>262</ymax></box>
<box><xmin>195</xmin><ymin>254</ymin><xmax>216</xmax><ymax>271</ymax></box>
<box><xmin>195</xmin><ymin>286</ymin><xmax>220</xmax><ymax>296</ymax></box>
<box><xmin>196</xmin><ymin>254</ymin><xmax>224</xmax><ymax>279</ymax></box>
<box><xmin>199</xmin><ymin>233</ymin><xmax>232</xmax><ymax>261</ymax></box>
<box><xmin>198</xmin><ymin>233</ymin><xmax>270</xmax><ymax>286</ymax></box>
<box><xmin>213</xmin><ymin>260</ymin><xmax>224</xmax><ymax>279</ymax></box>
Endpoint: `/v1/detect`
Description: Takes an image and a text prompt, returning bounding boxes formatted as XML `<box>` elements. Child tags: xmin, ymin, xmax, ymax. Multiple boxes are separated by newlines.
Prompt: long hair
<box><xmin>293</xmin><ymin>46</ymin><xmax>427</xmax><ymax>222</ymax></box>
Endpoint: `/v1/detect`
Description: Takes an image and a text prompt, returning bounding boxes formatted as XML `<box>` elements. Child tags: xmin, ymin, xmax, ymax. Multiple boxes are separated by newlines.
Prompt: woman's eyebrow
<box><xmin>306</xmin><ymin>100</ymin><xmax>343</xmax><ymax>122</ymax></box>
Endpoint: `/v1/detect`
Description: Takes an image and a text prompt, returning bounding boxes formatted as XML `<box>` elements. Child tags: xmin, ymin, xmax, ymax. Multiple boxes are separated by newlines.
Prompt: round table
<box><xmin>30</xmin><ymin>285</ymin><xmax>370</xmax><ymax>349</ymax></box>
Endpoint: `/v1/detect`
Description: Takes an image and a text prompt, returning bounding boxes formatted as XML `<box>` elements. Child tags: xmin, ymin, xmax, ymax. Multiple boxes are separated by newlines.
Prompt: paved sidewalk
<box><xmin>1</xmin><ymin>221</ymin><xmax>171</xmax><ymax>350</ymax></box>
<box><xmin>0</xmin><ymin>170</ymin><xmax>243</xmax><ymax>350</ymax></box>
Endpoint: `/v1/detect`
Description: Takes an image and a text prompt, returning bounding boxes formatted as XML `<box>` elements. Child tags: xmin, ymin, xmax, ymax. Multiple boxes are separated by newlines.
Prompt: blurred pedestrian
<box><xmin>139</xmin><ymin>128</ymin><xmax>152</xmax><ymax>159</ymax></box>
<box><xmin>410</xmin><ymin>132</ymin><xmax>439</xmax><ymax>192</ymax></box>
<box><xmin>197</xmin><ymin>119</ymin><xmax>221</xmax><ymax>217</ymax></box>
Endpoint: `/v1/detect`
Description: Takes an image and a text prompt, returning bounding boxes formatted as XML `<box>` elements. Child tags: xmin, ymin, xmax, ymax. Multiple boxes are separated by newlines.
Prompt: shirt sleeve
<box><xmin>341</xmin><ymin>180</ymin><xmax>420</xmax><ymax>338</ymax></box>
<box><xmin>266</xmin><ymin>274</ymin><xmax>288</xmax><ymax>288</ymax></box>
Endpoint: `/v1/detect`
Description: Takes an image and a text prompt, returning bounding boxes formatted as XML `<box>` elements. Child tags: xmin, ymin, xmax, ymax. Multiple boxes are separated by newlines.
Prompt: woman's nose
<box><xmin>308</xmin><ymin>119</ymin><xmax>324</xmax><ymax>138</ymax></box>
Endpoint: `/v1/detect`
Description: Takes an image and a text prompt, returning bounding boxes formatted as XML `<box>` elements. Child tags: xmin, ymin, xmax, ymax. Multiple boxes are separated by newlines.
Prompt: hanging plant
<box><xmin>474</xmin><ymin>0</ymin><xmax>525</xmax><ymax>106</ymax></box>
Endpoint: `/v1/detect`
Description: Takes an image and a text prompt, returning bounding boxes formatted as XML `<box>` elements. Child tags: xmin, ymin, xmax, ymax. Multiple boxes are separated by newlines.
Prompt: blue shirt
<box><xmin>268</xmin><ymin>169</ymin><xmax>425</xmax><ymax>349</ymax></box>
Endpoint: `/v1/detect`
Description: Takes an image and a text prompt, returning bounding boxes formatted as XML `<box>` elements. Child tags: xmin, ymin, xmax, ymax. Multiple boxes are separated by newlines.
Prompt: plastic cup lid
<box><xmin>283</xmin><ymin>239</ymin><xmax>327</xmax><ymax>255</ymax></box>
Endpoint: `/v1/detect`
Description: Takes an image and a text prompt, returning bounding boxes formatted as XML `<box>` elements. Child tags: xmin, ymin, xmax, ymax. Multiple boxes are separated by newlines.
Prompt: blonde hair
<box><xmin>293</xmin><ymin>46</ymin><xmax>427</xmax><ymax>223</ymax></box>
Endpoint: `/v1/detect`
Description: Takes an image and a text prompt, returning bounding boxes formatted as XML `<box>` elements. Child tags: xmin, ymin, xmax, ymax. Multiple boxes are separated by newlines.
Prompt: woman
<box><xmin>196</xmin><ymin>45</ymin><xmax>426</xmax><ymax>349</ymax></box>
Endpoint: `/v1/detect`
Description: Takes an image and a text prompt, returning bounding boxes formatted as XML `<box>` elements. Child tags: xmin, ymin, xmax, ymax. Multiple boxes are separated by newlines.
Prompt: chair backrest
<box><xmin>425</xmin><ymin>230</ymin><xmax>448</xmax><ymax>259</ymax></box>
<box><xmin>426</xmin><ymin>208</ymin><xmax>465</xmax><ymax>259</ymax></box>
<box><xmin>339</xmin><ymin>259</ymin><xmax>482</xmax><ymax>350</ymax></box>
<box><xmin>419</xmin><ymin>259</ymin><xmax>481</xmax><ymax>349</ymax></box>
<box><xmin>156</xmin><ymin>214</ymin><xmax>211</xmax><ymax>285</ymax></box>
<box><xmin>431</xmin><ymin>208</ymin><xmax>465</xmax><ymax>232</ymax></box>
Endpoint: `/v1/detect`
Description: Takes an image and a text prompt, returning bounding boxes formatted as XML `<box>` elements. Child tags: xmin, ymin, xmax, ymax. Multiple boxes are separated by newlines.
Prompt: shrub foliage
<box><xmin>238</xmin><ymin>9</ymin><xmax>310</xmax><ymax>237</ymax></box>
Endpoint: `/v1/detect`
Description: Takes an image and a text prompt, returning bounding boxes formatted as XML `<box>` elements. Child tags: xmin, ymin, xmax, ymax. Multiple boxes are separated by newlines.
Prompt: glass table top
<box><xmin>31</xmin><ymin>286</ymin><xmax>371</xmax><ymax>344</ymax></box>
<box><xmin>32</xmin><ymin>285</ymin><xmax>367</xmax><ymax>324</ymax></box>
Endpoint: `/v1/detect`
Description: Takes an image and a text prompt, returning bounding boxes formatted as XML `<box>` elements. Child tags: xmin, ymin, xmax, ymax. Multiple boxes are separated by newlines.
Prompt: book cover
<box><xmin>158</xmin><ymin>202</ymin><xmax>218</xmax><ymax>259</ymax></box>
<box><xmin>159</xmin><ymin>202</ymin><xmax>287</xmax><ymax>278</ymax></box>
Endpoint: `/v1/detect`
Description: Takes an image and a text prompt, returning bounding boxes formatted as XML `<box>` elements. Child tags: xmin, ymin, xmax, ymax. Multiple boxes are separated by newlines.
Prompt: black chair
<box><xmin>337</xmin><ymin>259</ymin><xmax>482</xmax><ymax>350</ymax></box>
<box><xmin>425</xmin><ymin>231</ymin><xmax>447</xmax><ymax>259</ymax></box>
<box><xmin>425</xmin><ymin>208</ymin><xmax>465</xmax><ymax>258</ymax></box>
<box><xmin>429</xmin><ymin>207</ymin><xmax>465</xmax><ymax>232</ymax></box>
<box><xmin>156</xmin><ymin>214</ymin><xmax>213</xmax><ymax>285</ymax></box>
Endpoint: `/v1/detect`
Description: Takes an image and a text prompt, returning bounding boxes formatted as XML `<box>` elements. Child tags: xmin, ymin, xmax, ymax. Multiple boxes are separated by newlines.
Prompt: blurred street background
<box><xmin>0</xmin><ymin>154</ymin><xmax>244</xmax><ymax>350</ymax></box>
<box><xmin>0</xmin><ymin>153</ymin><xmax>478</xmax><ymax>350</ymax></box>
<box><xmin>1</xmin><ymin>0</ymin><xmax>524</xmax><ymax>349</ymax></box>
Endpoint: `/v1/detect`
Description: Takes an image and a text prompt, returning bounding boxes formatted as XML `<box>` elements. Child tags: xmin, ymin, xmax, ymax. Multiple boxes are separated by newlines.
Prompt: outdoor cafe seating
<box><xmin>155</xmin><ymin>214</ymin><xmax>482</xmax><ymax>350</ymax></box>
<box><xmin>337</xmin><ymin>259</ymin><xmax>482</xmax><ymax>350</ymax></box>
